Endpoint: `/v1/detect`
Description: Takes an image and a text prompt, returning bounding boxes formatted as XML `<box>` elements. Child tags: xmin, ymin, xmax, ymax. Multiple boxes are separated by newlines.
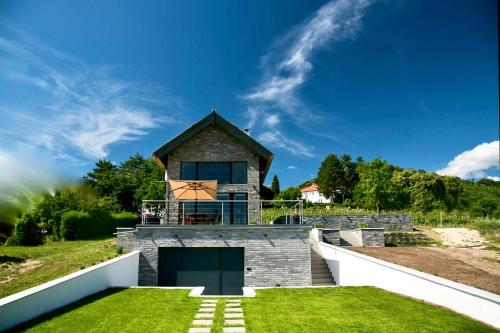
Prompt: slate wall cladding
<box><xmin>303</xmin><ymin>215</ymin><xmax>412</xmax><ymax>231</ymax></box>
<box><xmin>359</xmin><ymin>228</ymin><xmax>385</xmax><ymax>247</ymax></box>
<box><xmin>116</xmin><ymin>225</ymin><xmax>312</xmax><ymax>287</ymax></box>
<box><xmin>322</xmin><ymin>229</ymin><xmax>340</xmax><ymax>246</ymax></box>
<box><xmin>166</xmin><ymin>125</ymin><xmax>261</xmax><ymax>224</ymax></box>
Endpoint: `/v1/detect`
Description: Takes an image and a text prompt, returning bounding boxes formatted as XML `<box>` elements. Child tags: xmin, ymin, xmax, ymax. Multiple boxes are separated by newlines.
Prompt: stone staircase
<box><xmin>310</xmin><ymin>245</ymin><xmax>336</xmax><ymax>286</ymax></box>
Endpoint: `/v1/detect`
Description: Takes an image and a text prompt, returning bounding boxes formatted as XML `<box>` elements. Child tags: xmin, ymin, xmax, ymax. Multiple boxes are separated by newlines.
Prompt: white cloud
<box><xmin>487</xmin><ymin>176</ymin><xmax>500</xmax><ymax>181</ymax></box>
<box><xmin>288</xmin><ymin>165</ymin><xmax>297</xmax><ymax>170</ymax></box>
<box><xmin>242</xmin><ymin>0</ymin><xmax>372</xmax><ymax>155</ymax></box>
<box><xmin>0</xmin><ymin>24</ymin><xmax>182</xmax><ymax>161</ymax></box>
<box><xmin>258</xmin><ymin>131</ymin><xmax>315</xmax><ymax>157</ymax></box>
<box><xmin>437</xmin><ymin>141</ymin><xmax>500</xmax><ymax>179</ymax></box>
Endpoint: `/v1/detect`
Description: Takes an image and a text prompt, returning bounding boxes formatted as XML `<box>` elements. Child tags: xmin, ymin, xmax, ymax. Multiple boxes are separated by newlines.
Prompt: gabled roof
<box><xmin>300</xmin><ymin>184</ymin><xmax>319</xmax><ymax>193</ymax></box>
<box><xmin>153</xmin><ymin>111</ymin><xmax>274</xmax><ymax>178</ymax></box>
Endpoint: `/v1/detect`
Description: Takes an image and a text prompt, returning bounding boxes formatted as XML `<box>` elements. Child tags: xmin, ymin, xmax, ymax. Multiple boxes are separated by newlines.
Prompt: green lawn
<box><xmin>0</xmin><ymin>238</ymin><xmax>117</xmax><ymax>298</ymax></box>
<box><xmin>16</xmin><ymin>287</ymin><xmax>496</xmax><ymax>333</ymax></box>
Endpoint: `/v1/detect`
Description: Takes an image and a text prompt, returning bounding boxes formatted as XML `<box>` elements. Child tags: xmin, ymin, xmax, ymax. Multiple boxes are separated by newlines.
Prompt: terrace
<box><xmin>141</xmin><ymin>199</ymin><xmax>304</xmax><ymax>225</ymax></box>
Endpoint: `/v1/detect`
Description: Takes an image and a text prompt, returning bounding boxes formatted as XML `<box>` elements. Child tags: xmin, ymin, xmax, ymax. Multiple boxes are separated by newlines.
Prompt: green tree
<box><xmin>271</xmin><ymin>175</ymin><xmax>280</xmax><ymax>197</ymax></box>
<box><xmin>354</xmin><ymin>159</ymin><xmax>399</xmax><ymax>212</ymax></box>
<box><xmin>276</xmin><ymin>186</ymin><xmax>301</xmax><ymax>200</ymax></box>
<box><xmin>316</xmin><ymin>154</ymin><xmax>343</xmax><ymax>202</ymax></box>
<box><xmin>408</xmin><ymin>172</ymin><xmax>446</xmax><ymax>212</ymax></box>
<box><xmin>340</xmin><ymin>154</ymin><xmax>359</xmax><ymax>200</ymax></box>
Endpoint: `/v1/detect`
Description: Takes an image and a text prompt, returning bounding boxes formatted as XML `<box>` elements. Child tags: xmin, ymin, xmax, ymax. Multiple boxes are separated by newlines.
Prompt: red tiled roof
<box><xmin>300</xmin><ymin>184</ymin><xmax>319</xmax><ymax>192</ymax></box>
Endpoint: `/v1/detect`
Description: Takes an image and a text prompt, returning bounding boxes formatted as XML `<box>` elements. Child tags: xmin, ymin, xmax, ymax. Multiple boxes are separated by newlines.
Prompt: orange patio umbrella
<box><xmin>168</xmin><ymin>180</ymin><xmax>217</xmax><ymax>200</ymax></box>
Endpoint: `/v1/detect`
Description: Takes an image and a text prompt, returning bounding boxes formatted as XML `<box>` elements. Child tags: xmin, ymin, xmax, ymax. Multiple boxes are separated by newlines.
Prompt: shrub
<box><xmin>61</xmin><ymin>211</ymin><xmax>91</xmax><ymax>240</ymax></box>
<box><xmin>10</xmin><ymin>213</ymin><xmax>43</xmax><ymax>246</ymax></box>
<box><xmin>112</xmin><ymin>212</ymin><xmax>139</xmax><ymax>228</ymax></box>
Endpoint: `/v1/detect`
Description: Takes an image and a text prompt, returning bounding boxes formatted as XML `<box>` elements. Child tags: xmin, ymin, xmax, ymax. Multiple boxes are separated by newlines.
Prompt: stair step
<box><xmin>312</xmin><ymin>278</ymin><xmax>334</xmax><ymax>283</ymax></box>
<box><xmin>312</xmin><ymin>273</ymin><xmax>332</xmax><ymax>278</ymax></box>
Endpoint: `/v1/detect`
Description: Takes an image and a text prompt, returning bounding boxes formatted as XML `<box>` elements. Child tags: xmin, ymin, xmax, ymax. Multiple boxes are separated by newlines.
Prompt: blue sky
<box><xmin>0</xmin><ymin>0</ymin><xmax>498</xmax><ymax>188</ymax></box>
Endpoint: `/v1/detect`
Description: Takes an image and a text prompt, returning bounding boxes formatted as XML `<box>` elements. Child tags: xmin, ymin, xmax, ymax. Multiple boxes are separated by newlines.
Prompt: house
<box><xmin>117</xmin><ymin>111</ymin><xmax>332</xmax><ymax>295</ymax></box>
<box><xmin>300</xmin><ymin>183</ymin><xmax>331</xmax><ymax>203</ymax></box>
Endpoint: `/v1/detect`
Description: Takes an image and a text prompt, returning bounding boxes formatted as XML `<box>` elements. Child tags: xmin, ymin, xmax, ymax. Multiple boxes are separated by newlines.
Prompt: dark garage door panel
<box><xmin>158</xmin><ymin>247</ymin><xmax>244</xmax><ymax>295</ymax></box>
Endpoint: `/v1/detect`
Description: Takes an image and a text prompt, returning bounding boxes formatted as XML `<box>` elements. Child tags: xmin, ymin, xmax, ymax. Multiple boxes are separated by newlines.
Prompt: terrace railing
<box><xmin>141</xmin><ymin>199</ymin><xmax>303</xmax><ymax>225</ymax></box>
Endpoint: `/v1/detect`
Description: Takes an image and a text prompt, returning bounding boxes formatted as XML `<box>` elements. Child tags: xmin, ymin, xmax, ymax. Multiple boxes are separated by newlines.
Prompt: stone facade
<box><xmin>359</xmin><ymin>228</ymin><xmax>385</xmax><ymax>247</ymax></box>
<box><xmin>117</xmin><ymin>225</ymin><xmax>312</xmax><ymax>287</ymax></box>
<box><xmin>303</xmin><ymin>214</ymin><xmax>412</xmax><ymax>231</ymax></box>
<box><xmin>165</xmin><ymin>125</ymin><xmax>261</xmax><ymax>224</ymax></box>
<box><xmin>322</xmin><ymin>229</ymin><xmax>340</xmax><ymax>246</ymax></box>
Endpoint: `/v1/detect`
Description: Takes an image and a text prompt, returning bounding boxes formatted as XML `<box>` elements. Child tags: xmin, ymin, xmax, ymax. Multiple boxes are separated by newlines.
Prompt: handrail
<box><xmin>141</xmin><ymin>199</ymin><xmax>304</xmax><ymax>225</ymax></box>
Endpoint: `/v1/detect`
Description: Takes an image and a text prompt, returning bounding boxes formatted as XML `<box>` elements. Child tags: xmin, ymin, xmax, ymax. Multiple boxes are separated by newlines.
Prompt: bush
<box><xmin>61</xmin><ymin>211</ymin><xmax>92</xmax><ymax>240</ymax></box>
<box><xmin>61</xmin><ymin>210</ymin><xmax>138</xmax><ymax>240</ymax></box>
<box><xmin>112</xmin><ymin>212</ymin><xmax>139</xmax><ymax>228</ymax></box>
<box><xmin>10</xmin><ymin>213</ymin><xmax>43</xmax><ymax>246</ymax></box>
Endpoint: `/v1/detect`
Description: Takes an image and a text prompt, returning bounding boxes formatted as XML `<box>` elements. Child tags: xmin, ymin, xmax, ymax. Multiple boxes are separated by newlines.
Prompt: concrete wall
<box><xmin>304</xmin><ymin>214</ymin><xmax>412</xmax><ymax>231</ymax></box>
<box><xmin>319</xmin><ymin>243</ymin><xmax>500</xmax><ymax>329</ymax></box>
<box><xmin>117</xmin><ymin>225</ymin><xmax>312</xmax><ymax>287</ymax></box>
<box><xmin>0</xmin><ymin>251</ymin><xmax>140</xmax><ymax>331</ymax></box>
<box><xmin>166</xmin><ymin>125</ymin><xmax>261</xmax><ymax>224</ymax></box>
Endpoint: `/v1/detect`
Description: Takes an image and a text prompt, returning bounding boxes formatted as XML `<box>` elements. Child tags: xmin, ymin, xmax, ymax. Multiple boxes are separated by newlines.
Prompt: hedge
<box><xmin>9</xmin><ymin>213</ymin><xmax>43</xmax><ymax>246</ymax></box>
<box><xmin>61</xmin><ymin>210</ymin><xmax>139</xmax><ymax>240</ymax></box>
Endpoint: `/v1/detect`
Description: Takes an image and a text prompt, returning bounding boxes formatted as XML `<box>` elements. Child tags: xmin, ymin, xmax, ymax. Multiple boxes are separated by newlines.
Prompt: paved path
<box><xmin>188</xmin><ymin>299</ymin><xmax>246</xmax><ymax>333</ymax></box>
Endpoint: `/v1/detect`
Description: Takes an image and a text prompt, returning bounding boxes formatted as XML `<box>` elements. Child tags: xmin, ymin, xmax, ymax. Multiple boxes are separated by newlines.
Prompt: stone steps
<box><xmin>310</xmin><ymin>245</ymin><xmax>335</xmax><ymax>286</ymax></box>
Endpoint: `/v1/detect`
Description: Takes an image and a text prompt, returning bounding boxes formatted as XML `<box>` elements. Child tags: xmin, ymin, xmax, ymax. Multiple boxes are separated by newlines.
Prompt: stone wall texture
<box><xmin>165</xmin><ymin>125</ymin><xmax>261</xmax><ymax>224</ymax></box>
<box><xmin>322</xmin><ymin>229</ymin><xmax>340</xmax><ymax>246</ymax></box>
<box><xmin>303</xmin><ymin>214</ymin><xmax>412</xmax><ymax>231</ymax></box>
<box><xmin>360</xmin><ymin>228</ymin><xmax>385</xmax><ymax>247</ymax></box>
<box><xmin>117</xmin><ymin>225</ymin><xmax>312</xmax><ymax>287</ymax></box>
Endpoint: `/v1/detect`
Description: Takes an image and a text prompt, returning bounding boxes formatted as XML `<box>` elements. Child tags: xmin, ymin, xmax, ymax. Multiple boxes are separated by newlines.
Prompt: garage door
<box><xmin>158</xmin><ymin>247</ymin><xmax>244</xmax><ymax>295</ymax></box>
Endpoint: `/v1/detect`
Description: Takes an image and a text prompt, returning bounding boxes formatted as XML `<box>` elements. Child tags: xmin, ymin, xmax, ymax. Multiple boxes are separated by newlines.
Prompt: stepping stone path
<box><xmin>223</xmin><ymin>299</ymin><xmax>245</xmax><ymax>333</ymax></box>
<box><xmin>189</xmin><ymin>299</ymin><xmax>218</xmax><ymax>333</ymax></box>
<box><xmin>188</xmin><ymin>298</ymin><xmax>245</xmax><ymax>333</ymax></box>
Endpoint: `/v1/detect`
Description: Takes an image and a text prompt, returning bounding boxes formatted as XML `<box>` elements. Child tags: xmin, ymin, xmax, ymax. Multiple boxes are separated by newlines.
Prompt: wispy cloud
<box><xmin>0</xmin><ymin>23</ymin><xmax>183</xmax><ymax>162</ymax></box>
<box><xmin>243</xmin><ymin>0</ymin><xmax>373</xmax><ymax>156</ymax></box>
<box><xmin>287</xmin><ymin>165</ymin><xmax>297</xmax><ymax>170</ymax></box>
<box><xmin>437</xmin><ymin>141</ymin><xmax>500</xmax><ymax>179</ymax></box>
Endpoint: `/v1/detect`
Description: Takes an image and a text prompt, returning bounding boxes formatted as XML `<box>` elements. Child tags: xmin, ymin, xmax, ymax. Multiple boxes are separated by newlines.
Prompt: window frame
<box><xmin>180</xmin><ymin>161</ymin><xmax>248</xmax><ymax>184</ymax></box>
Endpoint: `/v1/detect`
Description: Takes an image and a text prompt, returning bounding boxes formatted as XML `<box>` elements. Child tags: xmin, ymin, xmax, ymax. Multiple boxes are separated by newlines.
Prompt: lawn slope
<box><xmin>0</xmin><ymin>238</ymin><xmax>117</xmax><ymax>298</ymax></box>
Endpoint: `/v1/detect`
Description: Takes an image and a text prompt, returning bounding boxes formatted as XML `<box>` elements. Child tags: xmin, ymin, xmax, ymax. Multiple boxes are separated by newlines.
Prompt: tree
<box><xmin>354</xmin><ymin>159</ymin><xmax>399</xmax><ymax>212</ymax></box>
<box><xmin>340</xmin><ymin>154</ymin><xmax>359</xmax><ymax>200</ymax></box>
<box><xmin>408</xmin><ymin>172</ymin><xmax>446</xmax><ymax>212</ymax></box>
<box><xmin>276</xmin><ymin>186</ymin><xmax>301</xmax><ymax>200</ymax></box>
<box><xmin>316</xmin><ymin>154</ymin><xmax>343</xmax><ymax>201</ymax></box>
<box><xmin>271</xmin><ymin>175</ymin><xmax>280</xmax><ymax>197</ymax></box>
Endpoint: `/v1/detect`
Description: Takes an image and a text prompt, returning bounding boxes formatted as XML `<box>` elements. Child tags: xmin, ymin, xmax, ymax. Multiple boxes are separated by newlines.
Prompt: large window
<box><xmin>179</xmin><ymin>193</ymin><xmax>247</xmax><ymax>224</ymax></box>
<box><xmin>180</xmin><ymin>162</ymin><xmax>247</xmax><ymax>184</ymax></box>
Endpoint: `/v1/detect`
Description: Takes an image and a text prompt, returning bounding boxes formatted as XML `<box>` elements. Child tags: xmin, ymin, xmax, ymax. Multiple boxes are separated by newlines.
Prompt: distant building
<box><xmin>300</xmin><ymin>183</ymin><xmax>331</xmax><ymax>203</ymax></box>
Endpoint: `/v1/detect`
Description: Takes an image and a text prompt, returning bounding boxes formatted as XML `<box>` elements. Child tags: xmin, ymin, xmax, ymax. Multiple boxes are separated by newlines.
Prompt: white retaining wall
<box><xmin>319</xmin><ymin>242</ymin><xmax>500</xmax><ymax>328</ymax></box>
<box><xmin>0</xmin><ymin>250</ymin><xmax>140</xmax><ymax>331</ymax></box>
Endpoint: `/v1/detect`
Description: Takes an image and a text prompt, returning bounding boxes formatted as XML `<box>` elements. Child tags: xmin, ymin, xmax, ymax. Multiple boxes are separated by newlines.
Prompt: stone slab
<box><xmin>225</xmin><ymin>303</ymin><xmax>241</xmax><ymax>307</ymax></box>
<box><xmin>192</xmin><ymin>320</ymin><xmax>213</xmax><ymax>326</ymax></box>
<box><xmin>188</xmin><ymin>328</ymin><xmax>210</xmax><ymax>333</ymax></box>
<box><xmin>195</xmin><ymin>313</ymin><xmax>215</xmax><ymax>319</ymax></box>
<box><xmin>225</xmin><ymin>308</ymin><xmax>243</xmax><ymax>312</ymax></box>
<box><xmin>200</xmin><ymin>303</ymin><xmax>217</xmax><ymax>307</ymax></box>
<box><xmin>224</xmin><ymin>313</ymin><xmax>244</xmax><ymax>318</ymax></box>
<box><xmin>224</xmin><ymin>319</ymin><xmax>245</xmax><ymax>325</ymax></box>
<box><xmin>199</xmin><ymin>308</ymin><xmax>215</xmax><ymax>312</ymax></box>
<box><xmin>223</xmin><ymin>327</ymin><xmax>245</xmax><ymax>333</ymax></box>
<box><xmin>202</xmin><ymin>299</ymin><xmax>218</xmax><ymax>303</ymax></box>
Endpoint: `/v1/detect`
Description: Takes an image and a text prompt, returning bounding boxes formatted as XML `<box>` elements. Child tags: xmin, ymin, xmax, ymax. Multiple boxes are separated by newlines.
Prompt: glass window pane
<box><xmin>217</xmin><ymin>193</ymin><xmax>230</xmax><ymax>224</ymax></box>
<box><xmin>180</xmin><ymin>162</ymin><xmax>196</xmax><ymax>180</ymax></box>
<box><xmin>232</xmin><ymin>162</ymin><xmax>247</xmax><ymax>184</ymax></box>
<box><xmin>233</xmin><ymin>193</ymin><xmax>247</xmax><ymax>224</ymax></box>
<box><xmin>198</xmin><ymin>162</ymin><xmax>231</xmax><ymax>184</ymax></box>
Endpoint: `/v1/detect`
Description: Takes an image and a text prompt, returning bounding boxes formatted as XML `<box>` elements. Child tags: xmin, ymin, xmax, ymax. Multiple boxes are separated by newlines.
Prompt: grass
<box><xmin>15</xmin><ymin>288</ymin><xmax>200</xmax><ymax>332</ymax></box>
<box><xmin>243</xmin><ymin>288</ymin><xmax>496</xmax><ymax>333</ymax></box>
<box><xmin>0</xmin><ymin>238</ymin><xmax>117</xmax><ymax>298</ymax></box>
<box><xmin>17</xmin><ymin>287</ymin><xmax>496</xmax><ymax>333</ymax></box>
